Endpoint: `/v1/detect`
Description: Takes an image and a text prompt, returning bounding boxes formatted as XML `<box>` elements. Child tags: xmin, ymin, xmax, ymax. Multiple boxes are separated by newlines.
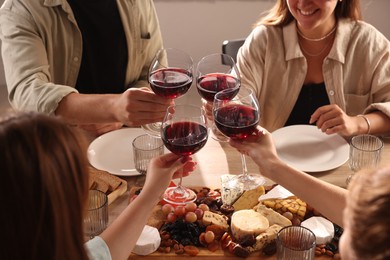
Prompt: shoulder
<box><xmin>340</xmin><ymin>19</ymin><xmax>389</xmax><ymax>46</ymax></box>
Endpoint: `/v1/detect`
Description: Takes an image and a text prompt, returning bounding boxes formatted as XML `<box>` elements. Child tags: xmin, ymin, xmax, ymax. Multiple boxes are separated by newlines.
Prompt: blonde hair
<box><xmin>255</xmin><ymin>0</ymin><xmax>362</xmax><ymax>27</ymax></box>
<box><xmin>347</xmin><ymin>166</ymin><xmax>390</xmax><ymax>259</ymax></box>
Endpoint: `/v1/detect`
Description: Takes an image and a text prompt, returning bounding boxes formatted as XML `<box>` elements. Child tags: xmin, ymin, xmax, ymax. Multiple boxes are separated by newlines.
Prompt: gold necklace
<box><xmin>297</xmin><ymin>26</ymin><xmax>337</xmax><ymax>42</ymax></box>
<box><xmin>299</xmin><ymin>37</ymin><xmax>333</xmax><ymax>57</ymax></box>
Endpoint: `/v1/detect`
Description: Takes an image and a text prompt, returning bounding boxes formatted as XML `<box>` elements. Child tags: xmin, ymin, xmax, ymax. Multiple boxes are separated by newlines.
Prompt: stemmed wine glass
<box><xmin>142</xmin><ymin>48</ymin><xmax>194</xmax><ymax>136</ymax></box>
<box><xmin>213</xmin><ymin>86</ymin><xmax>266</xmax><ymax>190</ymax></box>
<box><xmin>161</xmin><ymin>104</ymin><xmax>209</xmax><ymax>204</ymax></box>
<box><xmin>195</xmin><ymin>53</ymin><xmax>240</xmax><ymax>141</ymax></box>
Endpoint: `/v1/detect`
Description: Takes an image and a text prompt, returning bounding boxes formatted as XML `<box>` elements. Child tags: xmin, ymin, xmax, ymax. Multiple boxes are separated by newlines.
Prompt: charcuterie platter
<box><xmin>128</xmin><ymin>182</ymin><xmax>342</xmax><ymax>259</ymax></box>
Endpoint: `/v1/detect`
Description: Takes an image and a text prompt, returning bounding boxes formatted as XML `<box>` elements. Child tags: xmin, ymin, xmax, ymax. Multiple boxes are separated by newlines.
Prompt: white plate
<box><xmin>272</xmin><ymin>125</ymin><xmax>349</xmax><ymax>172</ymax></box>
<box><xmin>88</xmin><ymin>128</ymin><xmax>147</xmax><ymax>176</ymax></box>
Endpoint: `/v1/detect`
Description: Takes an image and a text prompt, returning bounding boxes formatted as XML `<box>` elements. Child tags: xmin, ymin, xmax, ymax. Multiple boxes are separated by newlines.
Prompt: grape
<box><xmin>162</xmin><ymin>204</ymin><xmax>174</xmax><ymax>215</ymax></box>
<box><xmin>204</xmin><ymin>230</ymin><xmax>215</xmax><ymax>244</ymax></box>
<box><xmin>194</xmin><ymin>208</ymin><xmax>204</xmax><ymax>220</ymax></box>
<box><xmin>174</xmin><ymin>206</ymin><xmax>186</xmax><ymax>216</ymax></box>
<box><xmin>167</xmin><ymin>212</ymin><xmax>177</xmax><ymax>222</ymax></box>
<box><xmin>282</xmin><ymin>211</ymin><xmax>294</xmax><ymax>220</ymax></box>
<box><xmin>185</xmin><ymin>212</ymin><xmax>198</xmax><ymax>223</ymax></box>
<box><xmin>291</xmin><ymin>216</ymin><xmax>301</xmax><ymax>226</ymax></box>
<box><xmin>185</xmin><ymin>202</ymin><xmax>197</xmax><ymax>212</ymax></box>
<box><xmin>198</xmin><ymin>203</ymin><xmax>210</xmax><ymax>212</ymax></box>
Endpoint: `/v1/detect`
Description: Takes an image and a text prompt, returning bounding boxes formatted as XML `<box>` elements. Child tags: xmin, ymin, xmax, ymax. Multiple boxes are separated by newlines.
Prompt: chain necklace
<box><xmin>297</xmin><ymin>26</ymin><xmax>337</xmax><ymax>42</ymax></box>
<box><xmin>299</xmin><ymin>38</ymin><xmax>333</xmax><ymax>57</ymax></box>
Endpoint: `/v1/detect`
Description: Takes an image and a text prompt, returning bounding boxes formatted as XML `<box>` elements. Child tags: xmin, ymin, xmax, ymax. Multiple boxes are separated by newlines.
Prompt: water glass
<box><xmin>84</xmin><ymin>189</ymin><xmax>108</xmax><ymax>239</ymax></box>
<box><xmin>132</xmin><ymin>134</ymin><xmax>164</xmax><ymax>175</ymax></box>
<box><xmin>347</xmin><ymin>134</ymin><xmax>383</xmax><ymax>185</ymax></box>
<box><xmin>276</xmin><ymin>225</ymin><xmax>316</xmax><ymax>260</ymax></box>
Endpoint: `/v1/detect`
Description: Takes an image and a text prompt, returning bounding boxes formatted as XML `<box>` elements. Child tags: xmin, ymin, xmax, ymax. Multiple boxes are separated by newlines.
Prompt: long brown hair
<box><xmin>348</xmin><ymin>166</ymin><xmax>390</xmax><ymax>259</ymax></box>
<box><xmin>255</xmin><ymin>0</ymin><xmax>362</xmax><ymax>27</ymax></box>
<box><xmin>0</xmin><ymin>112</ymin><xmax>90</xmax><ymax>259</ymax></box>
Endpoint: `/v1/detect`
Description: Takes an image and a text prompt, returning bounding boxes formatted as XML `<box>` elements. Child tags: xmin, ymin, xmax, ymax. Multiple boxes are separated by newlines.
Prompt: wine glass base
<box><xmin>227</xmin><ymin>174</ymin><xmax>266</xmax><ymax>191</ymax></box>
<box><xmin>163</xmin><ymin>186</ymin><xmax>197</xmax><ymax>205</ymax></box>
<box><xmin>142</xmin><ymin>122</ymin><xmax>162</xmax><ymax>137</ymax></box>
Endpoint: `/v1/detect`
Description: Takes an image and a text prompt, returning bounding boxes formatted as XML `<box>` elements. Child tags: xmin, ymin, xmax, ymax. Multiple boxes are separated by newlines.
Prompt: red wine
<box><xmin>197</xmin><ymin>73</ymin><xmax>240</xmax><ymax>102</ymax></box>
<box><xmin>162</xmin><ymin>122</ymin><xmax>208</xmax><ymax>156</ymax></box>
<box><xmin>214</xmin><ymin>104</ymin><xmax>259</xmax><ymax>140</ymax></box>
<box><xmin>149</xmin><ymin>68</ymin><xmax>192</xmax><ymax>98</ymax></box>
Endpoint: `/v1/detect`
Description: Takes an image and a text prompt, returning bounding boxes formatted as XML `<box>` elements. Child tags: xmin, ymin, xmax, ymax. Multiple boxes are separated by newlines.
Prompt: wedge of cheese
<box><xmin>232</xmin><ymin>186</ymin><xmax>265</xmax><ymax>211</ymax></box>
<box><xmin>230</xmin><ymin>209</ymin><xmax>269</xmax><ymax>241</ymax></box>
<box><xmin>202</xmin><ymin>211</ymin><xmax>229</xmax><ymax>231</ymax></box>
<box><xmin>247</xmin><ymin>224</ymin><xmax>283</xmax><ymax>253</ymax></box>
<box><xmin>253</xmin><ymin>204</ymin><xmax>292</xmax><ymax>227</ymax></box>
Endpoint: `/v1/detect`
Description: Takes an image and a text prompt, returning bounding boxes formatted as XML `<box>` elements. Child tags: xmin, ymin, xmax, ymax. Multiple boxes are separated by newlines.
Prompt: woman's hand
<box><xmin>142</xmin><ymin>153</ymin><xmax>197</xmax><ymax>199</ymax></box>
<box><xmin>229</xmin><ymin>126</ymin><xmax>281</xmax><ymax>177</ymax></box>
<box><xmin>202</xmin><ymin>98</ymin><xmax>214</xmax><ymax>122</ymax></box>
<box><xmin>113</xmin><ymin>87</ymin><xmax>174</xmax><ymax>126</ymax></box>
<box><xmin>310</xmin><ymin>104</ymin><xmax>363</xmax><ymax>137</ymax></box>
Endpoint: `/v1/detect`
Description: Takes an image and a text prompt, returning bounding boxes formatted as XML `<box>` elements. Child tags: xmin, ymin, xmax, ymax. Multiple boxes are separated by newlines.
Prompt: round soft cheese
<box><xmin>132</xmin><ymin>225</ymin><xmax>161</xmax><ymax>255</ymax></box>
<box><xmin>231</xmin><ymin>209</ymin><xmax>269</xmax><ymax>241</ymax></box>
<box><xmin>301</xmin><ymin>216</ymin><xmax>334</xmax><ymax>244</ymax></box>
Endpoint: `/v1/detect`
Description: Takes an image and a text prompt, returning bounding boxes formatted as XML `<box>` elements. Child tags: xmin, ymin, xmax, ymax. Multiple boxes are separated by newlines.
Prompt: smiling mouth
<box><xmin>298</xmin><ymin>8</ymin><xmax>318</xmax><ymax>16</ymax></box>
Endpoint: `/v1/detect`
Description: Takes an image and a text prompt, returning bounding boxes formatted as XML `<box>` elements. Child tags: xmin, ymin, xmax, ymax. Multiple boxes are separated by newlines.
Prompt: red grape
<box><xmin>174</xmin><ymin>206</ymin><xmax>186</xmax><ymax>216</ymax></box>
<box><xmin>185</xmin><ymin>202</ymin><xmax>197</xmax><ymax>212</ymax></box>
<box><xmin>162</xmin><ymin>204</ymin><xmax>174</xmax><ymax>215</ymax></box>
<box><xmin>185</xmin><ymin>212</ymin><xmax>198</xmax><ymax>223</ymax></box>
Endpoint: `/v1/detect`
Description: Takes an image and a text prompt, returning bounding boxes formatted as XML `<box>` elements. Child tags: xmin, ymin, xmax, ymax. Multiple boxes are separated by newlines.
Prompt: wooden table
<box><xmin>106</xmin><ymin>132</ymin><xmax>390</xmax><ymax>259</ymax></box>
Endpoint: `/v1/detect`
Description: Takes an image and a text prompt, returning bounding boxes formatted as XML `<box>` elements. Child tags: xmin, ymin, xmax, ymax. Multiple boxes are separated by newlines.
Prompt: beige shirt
<box><xmin>0</xmin><ymin>0</ymin><xmax>163</xmax><ymax>114</ymax></box>
<box><xmin>237</xmin><ymin>18</ymin><xmax>390</xmax><ymax>132</ymax></box>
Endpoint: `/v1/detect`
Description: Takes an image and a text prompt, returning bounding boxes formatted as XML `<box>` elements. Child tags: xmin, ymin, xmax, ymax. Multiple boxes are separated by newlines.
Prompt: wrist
<box><xmin>357</xmin><ymin>114</ymin><xmax>371</xmax><ymax>134</ymax></box>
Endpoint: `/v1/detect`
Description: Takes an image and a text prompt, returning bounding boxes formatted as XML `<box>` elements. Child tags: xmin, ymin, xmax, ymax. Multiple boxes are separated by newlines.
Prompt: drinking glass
<box><xmin>132</xmin><ymin>134</ymin><xmax>164</xmax><ymax>175</ymax></box>
<box><xmin>161</xmin><ymin>104</ymin><xmax>208</xmax><ymax>204</ymax></box>
<box><xmin>213</xmin><ymin>86</ymin><xmax>266</xmax><ymax>190</ymax></box>
<box><xmin>142</xmin><ymin>48</ymin><xmax>194</xmax><ymax>136</ymax></box>
<box><xmin>346</xmin><ymin>134</ymin><xmax>383</xmax><ymax>185</ymax></box>
<box><xmin>195</xmin><ymin>53</ymin><xmax>240</xmax><ymax>141</ymax></box>
<box><xmin>84</xmin><ymin>189</ymin><xmax>108</xmax><ymax>239</ymax></box>
<box><xmin>276</xmin><ymin>225</ymin><xmax>316</xmax><ymax>260</ymax></box>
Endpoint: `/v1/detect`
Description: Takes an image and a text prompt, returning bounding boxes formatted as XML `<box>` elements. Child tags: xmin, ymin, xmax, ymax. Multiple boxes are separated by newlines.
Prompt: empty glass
<box><xmin>84</xmin><ymin>189</ymin><xmax>109</xmax><ymax>239</ymax></box>
<box><xmin>276</xmin><ymin>225</ymin><xmax>316</xmax><ymax>260</ymax></box>
<box><xmin>132</xmin><ymin>134</ymin><xmax>164</xmax><ymax>175</ymax></box>
<box><xmin>346</xmin><ymin>134</ymin><xmax>383</xmax><ymax>185</ymax></box>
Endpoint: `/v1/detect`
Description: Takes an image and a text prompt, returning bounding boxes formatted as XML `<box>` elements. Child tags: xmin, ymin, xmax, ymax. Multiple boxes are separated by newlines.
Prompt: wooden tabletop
<box><xmin>105</xmin><ymin>130</ymin><xmax>390</xmax><ymax>259</ymax></box>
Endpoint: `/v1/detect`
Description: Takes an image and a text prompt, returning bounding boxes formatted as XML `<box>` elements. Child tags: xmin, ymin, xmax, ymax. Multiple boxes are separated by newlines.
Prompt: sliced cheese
<box><xmin>247</xmin><ymin>224</ymin><xmax>283</xmax><ymax>252</ymax></box>
<box><xmin>202</xmin><ymin>211</ymin><xmax>229</xmax><ymax>230</ymax></box>
<box><xmin>253</xmin><ymin>204</ymin><xmax>292</xmax><ymax>227</ymax></box>
<box><xmin>232</xmin><ymin>186</ymin><xmax>265</xmax><ymax>211</ymax></box>
<box><xmin>132</xmin><ymin>225</ymin><xmax>161</xmax><ymax>255</ymax></box>
<box><xmin>230</xmin><ymin>209</ymin><xmax>269</xmax><ymax>241</ymax></box>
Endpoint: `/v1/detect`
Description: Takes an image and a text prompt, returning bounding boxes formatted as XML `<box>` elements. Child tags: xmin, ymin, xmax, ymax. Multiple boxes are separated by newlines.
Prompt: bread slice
<box><xmin>89</xmin><ymin>167</ymin><xmax>122</xmax><ymax>192</ymax></box>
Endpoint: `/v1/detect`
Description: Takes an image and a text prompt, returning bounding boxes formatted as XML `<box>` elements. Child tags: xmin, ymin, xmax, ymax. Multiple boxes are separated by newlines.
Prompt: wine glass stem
<box><xmin>241</xmin><ymin>154</ymin><xmax>249</xmax><ymax>177</ymax></box>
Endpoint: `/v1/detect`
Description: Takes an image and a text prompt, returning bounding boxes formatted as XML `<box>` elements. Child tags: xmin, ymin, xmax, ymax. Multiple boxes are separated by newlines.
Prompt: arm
<box><xmin>100</xmin><ymin>153</ymin><xmax>196</xmax><ymax>260</ymax></box>
<box><xmin>229</xmin><ymin>127</ymin><xmax>347</xmax><ymax>227</ymax></box>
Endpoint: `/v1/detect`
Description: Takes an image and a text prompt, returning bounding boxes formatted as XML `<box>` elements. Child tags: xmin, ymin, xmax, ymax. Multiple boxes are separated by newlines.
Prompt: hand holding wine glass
<box><xmin>142</xmin><ymin>48</ymin><xmax>193</xmax><ymax>136</ymax></box>
<box><xmin>161</xmin><ymin>104</ymin><xmax>208</xmax><ymax>204</ymax></box>
<box><xmin>196</xmin><ymin>53</ymin><xmax>240</xmax><ymax>141</ymax></box>
<box><xmin>213</xmin><ymin>86</ymin><xmax>266</xmax><ymax>190</ymax></box>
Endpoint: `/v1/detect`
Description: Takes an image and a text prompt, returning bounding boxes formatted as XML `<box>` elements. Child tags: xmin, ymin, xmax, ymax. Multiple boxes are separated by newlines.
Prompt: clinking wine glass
<box><xmin>213</xmin><ymin>86</ymin><xmax>266</xmax><ymax>190</ymax></box>
<box><xmin>142</xmin><ymin>48</ymin><xmax>194</xmax><ymax>136</ymax></box>
<box><xmin>195</xmin><ymin>53</ymin><xmax>240</xmax><ymax>141</ymax></box>
<box><xmin>161</xmin><ymin>104</ymin><xmax>208</xmax><ymax>204</ymax></box>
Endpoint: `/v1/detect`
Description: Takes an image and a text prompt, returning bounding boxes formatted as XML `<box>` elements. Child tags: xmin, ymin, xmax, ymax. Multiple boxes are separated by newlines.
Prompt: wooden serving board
<box><xmin>127</xmin><ymin>186</ymin><xmax>335</xmax><ymax>260</ymax></box>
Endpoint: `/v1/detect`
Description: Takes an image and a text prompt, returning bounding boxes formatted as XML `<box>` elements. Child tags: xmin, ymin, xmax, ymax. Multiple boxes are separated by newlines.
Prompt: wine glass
<box><xmin>142</xmin><ymin>48</ymin><xmax>194</xmax><ymax>136</ymax></box>
<box><xmin>213</xmin><ymin>86</ymin><xmax>266</xmax><ymax>190</ymax></box>
<box><xmin>161</xmin><ymin>104</ymin><xmax>208</xmax><ymax>204</ymax></box>
<box><xmin>346</xmin><ymin>134</ymin><xmax>383</xmax><ymax>185</ymax></box>
<box><xmin>195</xmin><ymin>53</ymin><xmax>240</xmax><ymax>141</ymax></box>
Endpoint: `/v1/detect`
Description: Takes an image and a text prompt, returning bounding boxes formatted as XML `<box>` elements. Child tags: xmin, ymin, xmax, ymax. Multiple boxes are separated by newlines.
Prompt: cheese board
<box><xmin>128</xmin><ymin>185</ymin><xmax>341</xmax><ymax>259</ymax></box>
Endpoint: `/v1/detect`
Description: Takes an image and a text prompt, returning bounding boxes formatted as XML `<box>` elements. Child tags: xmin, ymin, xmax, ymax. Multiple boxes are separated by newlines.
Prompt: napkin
<box><xmin>301</xmin><ymin>216</ymin><xmax>334</xmax><ymax>244</ymax></box>
<box><xmin>258</xmin><ymin>185</ymin><xmax>294</xmax><ymax>201</ymax></box>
